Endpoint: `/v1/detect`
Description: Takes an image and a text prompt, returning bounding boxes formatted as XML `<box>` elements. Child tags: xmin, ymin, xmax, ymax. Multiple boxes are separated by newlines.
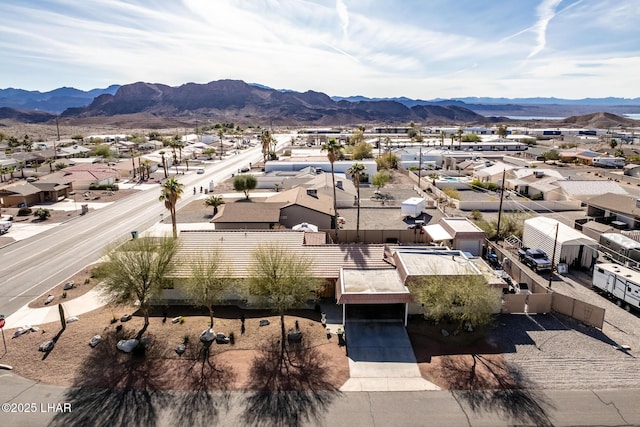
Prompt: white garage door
<box><xmin>457</xmin><ymin>239</ymin><xmax>480</xmax><ymax>256</ymax></box>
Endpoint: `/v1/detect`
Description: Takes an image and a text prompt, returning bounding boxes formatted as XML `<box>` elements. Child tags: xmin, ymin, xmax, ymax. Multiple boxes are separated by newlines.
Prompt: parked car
<box><xmin>518</xmin><ymin>248</ymin><xmax>552</xmax><ymax>272</ymax></box>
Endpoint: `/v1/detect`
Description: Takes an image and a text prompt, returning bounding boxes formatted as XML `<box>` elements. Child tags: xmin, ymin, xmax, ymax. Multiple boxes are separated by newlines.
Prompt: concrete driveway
<box><xmin>340</xmin><ymin>321</ymin><xmax>440</xmax><ymax>392</ymax></box>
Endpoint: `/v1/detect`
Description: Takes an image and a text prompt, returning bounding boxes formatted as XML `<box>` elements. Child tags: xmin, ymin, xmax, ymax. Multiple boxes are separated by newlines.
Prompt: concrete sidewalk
<box><xmin>4</xmin><ymin>288</ymin><xmax>105</xmax><ymax>330</ymax></box>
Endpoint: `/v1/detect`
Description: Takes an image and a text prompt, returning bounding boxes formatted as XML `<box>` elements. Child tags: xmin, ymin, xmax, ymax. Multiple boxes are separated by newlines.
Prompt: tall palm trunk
<box><xmin>171</xmin><ymin>204</ymin><xmax>178</xmax><ymax>238</ymax></box>
<box><xmin>356</xmin><ymin>182</ymin><xmax>361</xmax><ymax>242</ymax></box>
<box><xmin>331</xmin><ymin>161</ymin><xmax>337</xmax><ymax>241</ymax></box>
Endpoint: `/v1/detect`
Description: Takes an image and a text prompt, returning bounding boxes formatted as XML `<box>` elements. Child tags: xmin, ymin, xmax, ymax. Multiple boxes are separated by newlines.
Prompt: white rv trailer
<box><xmin>592</xmin><ymin>157</ymin><xmax>625</xmax><ymax>168</ymax></box>
<box><xmin>592</xmin><ymin>263</ymin><xmax>640</xmax><ymax>311</ymax></box>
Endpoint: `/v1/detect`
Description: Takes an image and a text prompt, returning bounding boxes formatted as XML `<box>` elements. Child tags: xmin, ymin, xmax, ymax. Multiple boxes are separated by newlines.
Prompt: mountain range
<box><xmin>1</xmin><ymin>80</ymin><xmax>639</xmax><ymax>127</ymax></box>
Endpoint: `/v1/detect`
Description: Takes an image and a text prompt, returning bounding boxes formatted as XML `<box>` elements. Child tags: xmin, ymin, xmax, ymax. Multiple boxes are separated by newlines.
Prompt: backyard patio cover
<box><xmin>423</xmin><ymin>224</ymin><xmax>453</xmax><ymax>242</ymax></box>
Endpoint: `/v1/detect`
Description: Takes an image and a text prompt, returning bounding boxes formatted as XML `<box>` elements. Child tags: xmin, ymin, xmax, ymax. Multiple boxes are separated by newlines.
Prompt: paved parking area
<box><xmin>340</xmin><ymin>321</ymin><xmax>440</xmax><ymax>392</ymax></box>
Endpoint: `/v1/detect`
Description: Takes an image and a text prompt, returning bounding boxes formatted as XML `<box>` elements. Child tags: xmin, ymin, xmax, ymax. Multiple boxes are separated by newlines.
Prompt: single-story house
<box><xmin>211</xmin><ymin>202</ymin><xmax>284</xmax><ymax>230</ymax></box>
<box><xmin>559</xmin><ymin>149</ymin><xmax>601</xmax><ymax>165</ymax></box>
<box><xmin>0</xmin><ymin>181</ymin><xmax>43</xmax><ymax>207</ymax></box>
<box><xmin>506</xmin><ymin>169</ymin><xmax>565</xmax><ymax>200</ymax></box>
<box><xmin>550</xmin><ymin>180</ymin><xmax>627</xmax><ymax>203</ymax></box>
<box><xmin>56</xmin><ymin>145</ymin><xmax>91</xmax><ymax>158</ymax></box>
<box><xmin>472</xmin><ymin>162</ymin><xmax>515</xmax><ymax>184</ymax></box>
<box><xmin>166</xmin><ymin>230</ymin><xmax>494</xmax><ymax>325</ymax></box>
<box><xmin>586</xmin><ymin>193</ymin><xmax>640</xmax><ymax>230</ymax></box>
<box><xmin>266</xmin><ymin>187</ymin><xmax>335</xmax><ymax>230</ymax></box>
<box><xmin>50</xmin><ymin>163</ymin><xmax>119</xmax><ymax>190</ymax></box>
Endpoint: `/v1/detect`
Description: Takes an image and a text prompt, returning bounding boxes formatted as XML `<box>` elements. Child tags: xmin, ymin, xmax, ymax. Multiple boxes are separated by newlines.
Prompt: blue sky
<box><xmin>1</xmin><ymin>0</ymin><xmax>638</xmax><ymax>99</ymax></box>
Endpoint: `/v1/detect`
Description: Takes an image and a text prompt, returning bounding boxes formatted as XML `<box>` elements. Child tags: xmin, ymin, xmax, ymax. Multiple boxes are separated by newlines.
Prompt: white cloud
<box><xmin>336</xmin><ymin>0</ymin><xmax>349</xmax><ymax>38</ymax></box>
<box><xmin>0</xmin><ymin>0</ymin><xmax>638</xmax><ymax>98</ymax></box>
<box><xmin>528</xmin><ymin>0</ymin><xmax>562</xmax><ymax>58</ymax></box>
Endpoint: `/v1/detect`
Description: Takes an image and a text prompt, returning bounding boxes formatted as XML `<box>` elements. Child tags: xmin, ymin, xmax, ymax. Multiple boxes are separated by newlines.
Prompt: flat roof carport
<box><xmin>337</xmin><ymin>268</ymin><xmax>412</xmax><ymax>326</ymax></box>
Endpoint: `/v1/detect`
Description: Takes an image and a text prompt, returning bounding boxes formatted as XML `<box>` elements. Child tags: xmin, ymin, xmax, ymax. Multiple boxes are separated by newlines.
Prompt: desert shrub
<box><xmin>18</xmin><ymin>207</ymin><xmax>32</xmax><ymax>216</ymax></box>
<box><xmin>89</xmin><ymin>183</ymin><xmax>119</xmax><ymax>191</ymax></box>
<box><xmin>34</xmin><ymin>208</ymin><xmax>51</xmax><ymax>220</ymax></box>
<box><xmin>90</xmin><ymin>263</ymin><xmax>109</xmax><ymax>279</ymax></box>
<box><xmin>376</xmin><ymin>152</ymin><xmax>399</xmax><ymax>170</ymax></box>
<box><xmin>530</xmin><ymin>193</ymin><xmax>544</xmax><ymax>200</ymax></box>
<box><xmin>470</xmin><ymin>179</ymin><xmax>486</xmax><ymax>190</ymax></box>
<box><xmin>442</xmin><ymin>187</ymin><xmax>461</xmax><ymax>200</ymax></box>
<box><xmin>469</xmin><ymin>210</ymin><xmax>483</xmax><ymax>220</ymax></box>
<box><xmin>486</xmin><ymin>182</ymin><xmax>499</xmax><ymax>191</ymax></box>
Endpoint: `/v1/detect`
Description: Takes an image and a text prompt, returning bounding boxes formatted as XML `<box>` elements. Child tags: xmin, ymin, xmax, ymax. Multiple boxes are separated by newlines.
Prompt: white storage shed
<box><xmin>522</xmin><ymin>217</ymin><xmax>599</xmax><ymax>270</ymax></box>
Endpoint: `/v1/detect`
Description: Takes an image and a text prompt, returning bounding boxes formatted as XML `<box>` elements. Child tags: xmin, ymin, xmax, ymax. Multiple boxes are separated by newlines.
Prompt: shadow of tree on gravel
<box><xmin>166</xmin><ymin>341</ymin><xmax>237</xmax><ymax>427</ymax></box>
<box><xmin>49</xmin><ymin>328</ymin><xmax>169</xmax><ymax>427</ymax></box>
<box><xmin>444</xmin><ymin>355</ymin><xmax>555</xmax><ymax>427</ymax></box>
<box><xmin>241</xmin><ymin>339</ymin><xmax>340</xmax><ymax>427</ymax></box>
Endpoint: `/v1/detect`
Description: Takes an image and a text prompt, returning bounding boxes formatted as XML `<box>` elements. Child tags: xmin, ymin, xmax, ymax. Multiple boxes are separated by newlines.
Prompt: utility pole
<box><xmin>495</xmin><ymin>169</ymin><xmax>506</xmax><ymax>241</ymax></box>
<box><xmin>54</xmin><ymin>116</ymin><xmax>60</xmax><ymax>160</ymax></box>
<box><xmin>418</xmin><ymin>146</ymin><xmax>423</xmax><ymax>189</ymax></box>
<box><xmin>548</xmin><ymin>223</ymin><xmax>560</xmax><ymax>289</ymax></box>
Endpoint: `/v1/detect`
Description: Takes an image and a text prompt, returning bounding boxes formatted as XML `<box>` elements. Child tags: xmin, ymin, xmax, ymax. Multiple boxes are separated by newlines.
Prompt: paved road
<box><xmin>0</xmin><ymin>134</ymin><xmax>292</xmax><ymax>318</ymax></box>
<box><xmin>1</xmin><ymin>373</ymin><xmax>638</xmax><ymax>427</ymax></box>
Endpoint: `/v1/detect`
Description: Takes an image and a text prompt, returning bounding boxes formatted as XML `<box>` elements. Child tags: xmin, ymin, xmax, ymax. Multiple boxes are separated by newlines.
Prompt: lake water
<box><xmin>505</xmin><ymin>116</ymin><xmax>564</xmax><ymax>120</ymax></box>
<box><xmin>624</xmin><ymin>113</ymin><xmax>640</xmax><ymax>120</ymax></box>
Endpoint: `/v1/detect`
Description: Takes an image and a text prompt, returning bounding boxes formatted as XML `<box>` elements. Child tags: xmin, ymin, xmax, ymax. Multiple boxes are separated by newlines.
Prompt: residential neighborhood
<box><xmin>2</xmin><ymin>122</ymin><xmax>640</xmax><ymax>426</ymax></box>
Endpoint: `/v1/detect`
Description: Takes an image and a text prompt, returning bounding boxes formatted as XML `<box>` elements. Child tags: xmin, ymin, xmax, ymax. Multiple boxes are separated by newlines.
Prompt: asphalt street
<box><xmin>1</xmin><ymin>373</ymin><xmax>638</xmax><ymax>427</ymax></box>
<box><xmin>0</xmin><ymin>134</ymin><xmax>291</xmax><ymax>318</ymax></box>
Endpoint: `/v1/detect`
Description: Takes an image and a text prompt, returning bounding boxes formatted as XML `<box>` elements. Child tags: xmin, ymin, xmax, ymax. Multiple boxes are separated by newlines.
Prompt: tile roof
<box><xmin>170</xmin><ymin>230</ymin><xmax>390</xmax><ymax>279</ymax></box>
<box><xmin>211</xmin><ymin>202</ymin><xmax>283</xmax><ymax>223</ymax></box>
<box><xmin>0</xmin><ymin>181</ymin><xmax>41</xmax><ymax>196</ymax></box>
<box><xmin>266</xmin><ymin>187</ymin><xmax>335</xmax><ymax>216</ymax></box>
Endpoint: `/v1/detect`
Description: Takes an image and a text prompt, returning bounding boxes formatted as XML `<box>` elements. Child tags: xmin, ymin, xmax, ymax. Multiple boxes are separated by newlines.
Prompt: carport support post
<box><xmin>342</xmin><ymin>305</ymin><xmax>346</xmax><ymax>327</ymax></box>
<box><xmin>404</xmin><ymin>303</ymin><xmax>408</xmax><ymax>327</ymax></box>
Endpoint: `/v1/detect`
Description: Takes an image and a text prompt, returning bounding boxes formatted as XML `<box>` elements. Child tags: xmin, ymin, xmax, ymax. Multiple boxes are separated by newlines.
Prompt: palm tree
<box><xmin>457</xmin><ymin>128</ymin><xmax>463</xmax><ymax>149</ymax></box>
<box><xmin>159</xmin><ymin>176</ymin><xmax>184</xmax><ymax>238</ymax></box>
<box><xmin>218</xmin><ymin>128</ymin><xmax>224</xmax><ymax>160</ymax></box>
<box><xmin>204</xmin><ymin>195</ymin><xmax>225</xmax><ymax>217</ymax></box>
<box><xmin>141</xmin><ymin>159</ymin><xmax>152</xmax><ymax>180</ymax></box>
<box><xmin>347</xmin><ymin>162</ymin><xmax>366</xmax><ymax>242</ymax></box>
<box><xmin>159</xmin><ymin>151</ymin><xmax>168</xmax><ymax>178</ymax></box>
<box><xmin>321</xmin><ymin>138</ymin><xmax>344</xmax><ymax>239</ymax></box>
<box><xmin>440</xmin><ymin>131</ymin><xmax>445</xmax><ymax>146</ymax></box>
<box><xmin>45</xmin><ymin>158</ymin><xmax>55</xmax><ymax>172</ymax></box>
<box><xmin>131</xmin><ymin>151</ymin><xmax>138</xmax><ymax>179</ymax></box>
